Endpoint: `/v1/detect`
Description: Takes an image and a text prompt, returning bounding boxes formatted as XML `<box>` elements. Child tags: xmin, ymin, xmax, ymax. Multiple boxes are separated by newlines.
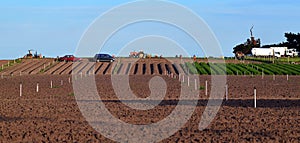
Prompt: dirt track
<box><xmin>0</xmin><ymin>74</ymin><xmax>299</xmax><ymax>142</ymax></box>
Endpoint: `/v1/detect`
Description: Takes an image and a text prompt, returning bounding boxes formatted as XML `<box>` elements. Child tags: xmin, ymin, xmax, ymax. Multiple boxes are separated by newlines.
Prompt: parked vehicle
<box><xmin>94</xmin><ymin>54</ymin><xmax>115</xmax><ymax>62</ymax></box>
<box><xmin>286</xmin><ymin>48</ymin><xmax>299</xmax><ymax>57</ymax></box>
<box><xmin>251</xmin><ymin>48</ymin><xmax>278</xmax><ymax>57</ymax></box>
<box><xmin>235</xmin><ymin>51</ymin><xmax>245</xmax><ymax>60</ymax></box>
<box><xmin>57</xmin><ymin>55</ymin><xmax>81</xmax><ymax>62</ymax></box>
<box><xmin>270</xmin><ymin>47</ymin><xmax>287</xmax><ymax>57</ymax></box>
<box><xmin>251</xmin><ymin>47</ymin><xmax>299</xmax><ymax>58</ymax></box>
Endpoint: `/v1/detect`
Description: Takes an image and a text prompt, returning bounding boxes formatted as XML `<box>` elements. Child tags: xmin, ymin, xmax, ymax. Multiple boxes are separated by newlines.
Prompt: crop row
<box><xmin>187</xmin><ymin>62</ymin><xmax>300</xmax><ymax>75</ymax></box>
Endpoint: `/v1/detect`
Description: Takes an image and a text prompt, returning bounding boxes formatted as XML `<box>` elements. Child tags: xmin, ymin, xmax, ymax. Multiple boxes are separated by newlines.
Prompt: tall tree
<box><xmin>262</xmin><ymin>32</ymin><xmax>300</xmax><ymax>51</ymax></box>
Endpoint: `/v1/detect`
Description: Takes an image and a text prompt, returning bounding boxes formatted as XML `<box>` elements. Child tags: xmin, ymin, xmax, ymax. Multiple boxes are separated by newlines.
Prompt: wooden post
<box><xmin>20</xmin><ymin>71</ymin><xmax>22</xmax><ymax>76</ymax></box>
<box><xmin>80</xmin><ymin>72</ymin><xmax>83</xmax><ymax>79</ymax></box>
<box><xmin>1</xmin><ymin>73</ymin><xmax>3</xmax><ymax>79</ymax></box>
<box><xmin>272</xmin><ymin>49</ymin><xmax>275</xmax><ymax>64</ymax></box>
<box><xmin>287</xmin><ymin>74</ymin><xmax>289</xmax><ymax>81</ymax></box>
<box><xmin>205</xmin><ymin>80</ymin><xmax>208</xmax><ymax>96</ymax></box>
<box><xmin>1</xmin><ymin>64</ymin><xmax>3</xmax><ymax>70</ymax></box>
<box><xmin>178</xmin><ymin>73</ymin><xmax>181</xmax><ymax>82</ymax></box>
<box><xmin>187</xmin><ymin>76</ymin><xmax>190</xmax><ymax>86</ymax></box>
<box><xmin>225</xmin><ymin>84</ymin><xmax>228</xmax><ymax>101</ymax></box>
<box><xmin>61</xmin><ymin>80</ymin><xmax>63</xmax><ymax>86</ymax></box>
<box><xmin>50</xmin><ymin>80</ymin><xmax>53</xmax><ymax>88</ymax></box>
<box><xmin>68</xmin><ymin>77</ymin><xmax>71</xmax><ymax>83</ymax></box>
<box><xmin>20</xmin><ymin>83</ymin><xmax>22</xmax><ymax>97</ymax></box>
<box><xmin>254</xmin><ymin>87</ymin><xmax>257</xmax><ymax>108</ymax></box>
<box><xmin>44</xmin><ymin>64</ymin><xmax>46</xmax><ymax>69</ymax></box>
<box><xmin>182</xmin><ymin>74</ymin><xmax>185</xmax><ymax>83</ymax></box>
<box><xmin>36</xmin><ymin>83</ymin><xmax>39</xmax><ymax>93</ymax></box>
<box><xmin>194</xmin><ymin>79</ymin><xmax>197</xmax><ymax>90</ymax></box>
<box><xmin>262</xmin><ymin>69</ymin><xmax>264</xmax><ymax>79</ymax></box>
<box><xmin>273</xmin><ymin>74</ymin><xmax>275</xmax><ymax>81</ymax></box>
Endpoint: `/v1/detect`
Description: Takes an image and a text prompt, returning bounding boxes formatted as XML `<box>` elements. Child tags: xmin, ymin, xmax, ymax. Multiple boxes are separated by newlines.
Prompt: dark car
<box><xmin>94</xmin><ymin>54</ymin><xmax>115</xmax><ymax>62</ymax></box>
<box><xmin>58</xmin><ymin>55</ymin><xmax>81</xmax><ymax>62</ymax></box>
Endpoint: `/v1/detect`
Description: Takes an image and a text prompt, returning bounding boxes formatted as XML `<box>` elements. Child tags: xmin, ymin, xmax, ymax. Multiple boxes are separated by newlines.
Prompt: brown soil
<box><xmin>0</xmin><ymin>75</ymin><xmax>299</xmax><ymax>142</ymax></box>
<box><xmin>0</xmin><ymin>60</ymin><xmax>9</xmax><ymax>66</ymax></box>
<box><xmin>0</xmin><ymin>58</ymin><xmax>263</xmax><ymax>77</ymax></box>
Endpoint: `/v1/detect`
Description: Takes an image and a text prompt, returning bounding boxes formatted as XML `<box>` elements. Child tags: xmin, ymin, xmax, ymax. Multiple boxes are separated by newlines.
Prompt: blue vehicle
<box><xmin>94</xmin><ymin>54</ymin><xmax>115</xmax><ymax>62</ymax></box>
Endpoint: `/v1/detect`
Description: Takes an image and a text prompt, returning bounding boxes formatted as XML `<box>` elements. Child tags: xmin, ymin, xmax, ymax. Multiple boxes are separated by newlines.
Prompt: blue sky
<box><xmin>1</xmin><ymin>0</ymin><xmax>300</xmax><ymax>59</ymax></box>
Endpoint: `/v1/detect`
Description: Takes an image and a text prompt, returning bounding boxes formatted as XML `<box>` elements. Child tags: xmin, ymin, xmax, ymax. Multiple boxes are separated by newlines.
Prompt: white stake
<box><xmin>287</xmin><ymin>74</ymin><xmax>289</xmax><ymax>81</ymax></box>
<box><xmin>205</xmin><ymin>80</ymin><xmax>208</xmax><ymax>96</ymax></box>
<box><xmin>273</xmin><ymin>74</ymin><xmax>275</xmax><ymax>81</ymax></box>
<box><xmin>225</xmin><ymin>84</ymin><xmax>228</xmax><ymax>101</ymax></box>
<box><xmin>187</xmin><ymin>76</ymin><xmax>190</xmax><ymax>86</ymax></box>
<box><xmin>178</xmin><ymin>73</ymin><xmax>181</xmax><ymax>81</ymax></box>
<box><xmin>194</xmin><ymin>79</ymin><xmax>197</xmax><ymax>90</ymax></box>
<box><xmin>50</xmin><ymin>80</ymin><xmax>53</xmax><ymax>88</ymax></box>
<box><xmin>68</xmin><ymin>77</ymin><xmax>71</xmax><ymax>83</ymax></box>
<box><xmin>80</xmin><ymin>72</ymin><xmax>83</xmax><ymax>79</ymax></box>
<box><xmin>254</xmin><ymin>87</ymin><xmax>257</xmax><ymax>108</ymax></box>
<box><xmin>262</xmin><ymin>70</ymin><xmax>264</xmax><ymax>79</ymax></box>
<box><xmin>44</xmin><ymin>64</ymin><xmax>46</xmax><ymax>69</ymax></box>
<box><xmin>20</xmin><ymin>83</ymin><xmax>22</xmax><ymax>97</ymax></box>
<box><xmin>36</xmin><ymin>83</ymin><xmax>39</xmax><ymax>92</ymax></box>
<box><xmin>182</xmin><ymin>74</ymin><xmax>185</xmax><ymax>83</ymax></box>
<box><xmin>20</xmin><ymin>71</ymin><xmax>22</xmax><ymax>76</ymax></box>
<box><xmin>1</xmin><ymin>64</ymin><xmax>3</xmax><ymax>70</ymax></box>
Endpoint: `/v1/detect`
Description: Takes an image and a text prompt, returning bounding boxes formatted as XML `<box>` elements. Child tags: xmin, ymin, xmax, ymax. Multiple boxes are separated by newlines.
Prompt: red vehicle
<box><xmin>57</xmin><ymin>55</ymin><xmax>81</xmax><ymax>62</ymax></box>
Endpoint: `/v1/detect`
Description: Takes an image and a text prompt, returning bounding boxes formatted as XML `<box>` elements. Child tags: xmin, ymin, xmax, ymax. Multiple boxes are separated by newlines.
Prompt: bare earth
<box><xmin>0</xmin><ymin>74</ymin><xmax>299</xmax><ymax>142</ymax></box>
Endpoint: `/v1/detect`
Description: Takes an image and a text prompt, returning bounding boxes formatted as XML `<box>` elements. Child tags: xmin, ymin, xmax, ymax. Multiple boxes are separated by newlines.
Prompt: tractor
<box><xmin>129</xmin><ymin>50</ymin><xmax>145</xmax><ymax>58</ymax></box>
<box><xmin>23</xmin><ymin>50</ymin><xmax>43</xmax><ymax>59</ymax></box>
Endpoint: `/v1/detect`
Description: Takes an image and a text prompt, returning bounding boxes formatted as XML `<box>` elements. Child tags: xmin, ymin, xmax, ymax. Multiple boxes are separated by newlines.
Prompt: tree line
<box><xmin>233</xmin><ymin>32</ymin><xmax>300</xmax><ymax>55</ymax></box>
